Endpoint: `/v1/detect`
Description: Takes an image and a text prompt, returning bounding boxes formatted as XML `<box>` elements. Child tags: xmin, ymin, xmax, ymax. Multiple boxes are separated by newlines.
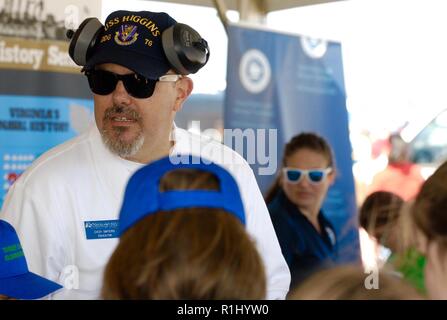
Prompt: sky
<box><xmin>269</xmin><ymin>0</ymin><xmax>447</xmax><ymax>137</ymax></box>
<box><xmin>102</xmin><ymin>0</ymin><xmax>447</xmax><ymax>136</ymax></box>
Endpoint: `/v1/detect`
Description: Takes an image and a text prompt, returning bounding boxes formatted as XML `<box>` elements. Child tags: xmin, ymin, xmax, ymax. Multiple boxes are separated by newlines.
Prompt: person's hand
<box><xmin>425</xmin><ymin>241</ymin><xmax>447</xmax><ymax>300</ymax></box>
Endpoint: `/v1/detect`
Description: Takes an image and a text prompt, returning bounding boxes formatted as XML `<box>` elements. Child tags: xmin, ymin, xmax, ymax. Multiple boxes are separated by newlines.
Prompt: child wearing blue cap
<box><xmin>0</xmin><ymin>220</ymin><xmax>62</xmax><ymax>300</ymax></box>
<box><xmin>102</xmin><ymin>156</ymin><xmax>266</xmax><ymax>299</ymax></box>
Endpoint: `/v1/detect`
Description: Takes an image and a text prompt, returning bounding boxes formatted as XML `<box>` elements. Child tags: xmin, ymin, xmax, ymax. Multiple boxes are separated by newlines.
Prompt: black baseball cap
<box><xmin>85</xmin><ymin>10</ymin><xmax>177</xmax><ymax>80</ymax></box>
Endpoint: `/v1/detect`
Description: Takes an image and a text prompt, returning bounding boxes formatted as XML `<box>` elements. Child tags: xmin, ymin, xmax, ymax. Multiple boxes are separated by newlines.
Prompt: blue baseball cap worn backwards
<box><xmin>85</xmin><ymin>10</ymin><xmax>177</xmax><ymax>80</ymax></box>
<box><xmin>0</xmin><ymin>220</ymin><xmax>62</xmax><ymax>299</ymax></box>
<box><xmin>119</xmin><ymin>156</ymin><xmax>246</xmax><ymax>235</ymax></box>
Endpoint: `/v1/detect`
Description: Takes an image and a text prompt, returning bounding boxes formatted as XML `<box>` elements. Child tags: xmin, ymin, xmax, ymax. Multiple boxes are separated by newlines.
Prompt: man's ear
<box><xmin>173</xmin><ymin>77</ymin><xmax>193</xmax><ymax>112</ymax></box>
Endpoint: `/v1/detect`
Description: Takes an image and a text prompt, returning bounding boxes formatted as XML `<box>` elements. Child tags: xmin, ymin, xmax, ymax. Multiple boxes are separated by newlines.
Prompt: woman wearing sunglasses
<box><xmin>266</xmin><ymin>132</ymin><xmax>338</xmax><ymax>291</ymax></box>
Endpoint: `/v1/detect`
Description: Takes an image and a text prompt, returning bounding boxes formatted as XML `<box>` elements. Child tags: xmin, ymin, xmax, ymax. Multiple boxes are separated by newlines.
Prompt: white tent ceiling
<box><xmin>145</xmin><ymin>0</ymin><xmax>345</xmax><ymax>13</ymax></box>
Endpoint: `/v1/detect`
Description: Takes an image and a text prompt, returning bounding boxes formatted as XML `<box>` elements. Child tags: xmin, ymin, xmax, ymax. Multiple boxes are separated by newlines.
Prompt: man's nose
<box><xmin>112</xmin><ymin>80</ymin><xmax>132</xmax><ymax>106</ymax></box>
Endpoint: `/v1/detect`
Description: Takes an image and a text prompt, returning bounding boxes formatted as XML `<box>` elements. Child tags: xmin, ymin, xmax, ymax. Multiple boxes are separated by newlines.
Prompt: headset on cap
<box><xmin>66</xmin><ymin>17</ymin><xmax>210</xmax><ymax>75</ymax></box>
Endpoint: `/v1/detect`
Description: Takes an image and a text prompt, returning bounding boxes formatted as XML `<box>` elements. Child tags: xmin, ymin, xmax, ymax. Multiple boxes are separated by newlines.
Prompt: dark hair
<box><xmin>102</xmin><ymin>169</ymin><xmax>266</xmax><ymax>299</ymax></box>
<box><xmin>412</xmin><ymin>161</ymin><xmax>447</xmax><ymax>249</ymax></box>
<box><xmin>359</xmin><ymin>191</ymin><xmax>404</xmax><ymax>241</ymax></box>
<box><xmin>265</xmin><ymin>132</ymin><xmax>334</xmax><ymax>203</ymax></box>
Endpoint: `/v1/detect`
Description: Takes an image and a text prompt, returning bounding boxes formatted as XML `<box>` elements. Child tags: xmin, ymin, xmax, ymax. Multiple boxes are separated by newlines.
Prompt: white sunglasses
<box><xmin>283</xmin><ymin>167</ymin><xmax>333</xmax><ymax>184</ymax></box>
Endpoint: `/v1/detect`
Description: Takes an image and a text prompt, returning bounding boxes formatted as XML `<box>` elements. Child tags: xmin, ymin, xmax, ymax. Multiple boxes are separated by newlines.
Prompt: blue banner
<box><xmin>0</xmin><ymin>0</ymin><xmax>100</xmax><ymax>209</ymax></box>
<box><xmin>224</xmin><ymin>24</ymin><xmax>359</xmax><ymax>263</ymax></box>
<box><xmin>0</xmin><ymin>95</ymin><xmax>93</xmax><ymax>206</ymax></box>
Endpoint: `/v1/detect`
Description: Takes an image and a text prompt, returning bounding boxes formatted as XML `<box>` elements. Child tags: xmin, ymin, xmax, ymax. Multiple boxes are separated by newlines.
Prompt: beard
<box><xmin>100</xmin><ymin>105</ymin><xmax>145</xmax><ymax>158</ymax></box>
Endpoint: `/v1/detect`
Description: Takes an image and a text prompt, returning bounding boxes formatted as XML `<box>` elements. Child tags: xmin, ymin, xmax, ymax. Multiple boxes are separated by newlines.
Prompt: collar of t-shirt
<box><xmin>278</xmin><ymin>189</ymin><xmax>336</xmax><ymax>248</ymax></box>
<box><xmin>88</xmin><ymin>122</ymin><xmax>190</xmax><ymax>199</ymax></box>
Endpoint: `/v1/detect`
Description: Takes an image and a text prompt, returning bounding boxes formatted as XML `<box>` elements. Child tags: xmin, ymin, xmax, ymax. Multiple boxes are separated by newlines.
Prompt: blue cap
<box><xmin>0</xmin><ymin>220</ymin><xmax>62</xmax><ymax>299</ymax></box>
<box><xmin>85</xmin><ymin>10</ymin><xmax>177</xmax><ymax>80</ymax></box>
<box><xmin>119</xmin><ymin>155</ymin><xmax>246</xmax><ymax>235</ymax></box>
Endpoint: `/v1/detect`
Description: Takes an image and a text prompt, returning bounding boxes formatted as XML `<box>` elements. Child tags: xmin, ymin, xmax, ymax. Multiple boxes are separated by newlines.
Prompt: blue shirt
<box><xmin>268</xmin><ymin>189</ymin><xmax>338</xmax><ymax>289</ymax></box>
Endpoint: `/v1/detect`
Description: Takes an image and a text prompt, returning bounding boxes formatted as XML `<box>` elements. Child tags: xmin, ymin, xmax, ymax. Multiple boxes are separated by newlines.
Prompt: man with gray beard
<box><xmin>101</xmin><ymin>105</ymin><xmax>145</xmax><ymax>158</ymax></box>
<box><xmin>0</xmin><ymin>10</ymin><xmax>290</xmax><ymax>300</ymax></box>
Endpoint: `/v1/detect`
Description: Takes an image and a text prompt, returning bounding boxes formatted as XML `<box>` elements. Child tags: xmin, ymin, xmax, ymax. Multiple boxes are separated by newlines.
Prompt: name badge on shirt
<box><xmin>84</xmin><ymin>220</ymin><xmax>120</xmax><ymax>240</ymax></box>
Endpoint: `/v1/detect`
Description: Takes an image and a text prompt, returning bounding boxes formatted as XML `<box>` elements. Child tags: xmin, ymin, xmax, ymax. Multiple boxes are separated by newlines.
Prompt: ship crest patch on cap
<box><xmin>115</xmin><ymin>24</ymin><xmax>139</xmax><ymax>46</ymax></box>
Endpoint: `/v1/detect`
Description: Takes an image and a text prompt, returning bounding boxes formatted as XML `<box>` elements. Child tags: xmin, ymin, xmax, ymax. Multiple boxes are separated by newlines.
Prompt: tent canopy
<box><xmin>149</xmin><ymin>0</ymin><xmax>343</xmax><ymax>13</ymax></box>
<box><xmin>145</xmin><ymin>0</ymin><xmax>345</xmax><ymax>23</ymax></box>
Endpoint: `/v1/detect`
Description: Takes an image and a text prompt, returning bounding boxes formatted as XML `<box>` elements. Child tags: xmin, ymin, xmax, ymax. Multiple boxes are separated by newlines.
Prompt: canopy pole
<box><xmin>238</xmin><ymin>0</ymin><xmax>267</xmax><ymax>24</ymax></box>
<box><xmin>212</xmin><ymin>0</ymin><xmax>229</xmax><ymax>35</ymax></box>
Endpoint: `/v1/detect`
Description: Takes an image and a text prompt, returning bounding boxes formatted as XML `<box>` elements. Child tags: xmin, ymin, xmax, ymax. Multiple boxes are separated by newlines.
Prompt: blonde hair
<box><xmin>289</xmin><ymin>265</ymin><xmax>422</xmax><ymax>300</ymax></box>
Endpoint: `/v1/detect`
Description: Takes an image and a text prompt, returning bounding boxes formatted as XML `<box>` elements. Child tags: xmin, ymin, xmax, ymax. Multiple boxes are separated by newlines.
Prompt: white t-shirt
<box><xmin>0</xmin><ymin>124</ymin><xmax>290</xmax><ymax>299</ymax></box>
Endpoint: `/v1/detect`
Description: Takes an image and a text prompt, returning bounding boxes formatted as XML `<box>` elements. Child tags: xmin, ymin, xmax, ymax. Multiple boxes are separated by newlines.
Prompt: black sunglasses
<box><xmin>84</xmin><ymin>69</ymin><xmax>182</xmax><ymax>99</ymax></box>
